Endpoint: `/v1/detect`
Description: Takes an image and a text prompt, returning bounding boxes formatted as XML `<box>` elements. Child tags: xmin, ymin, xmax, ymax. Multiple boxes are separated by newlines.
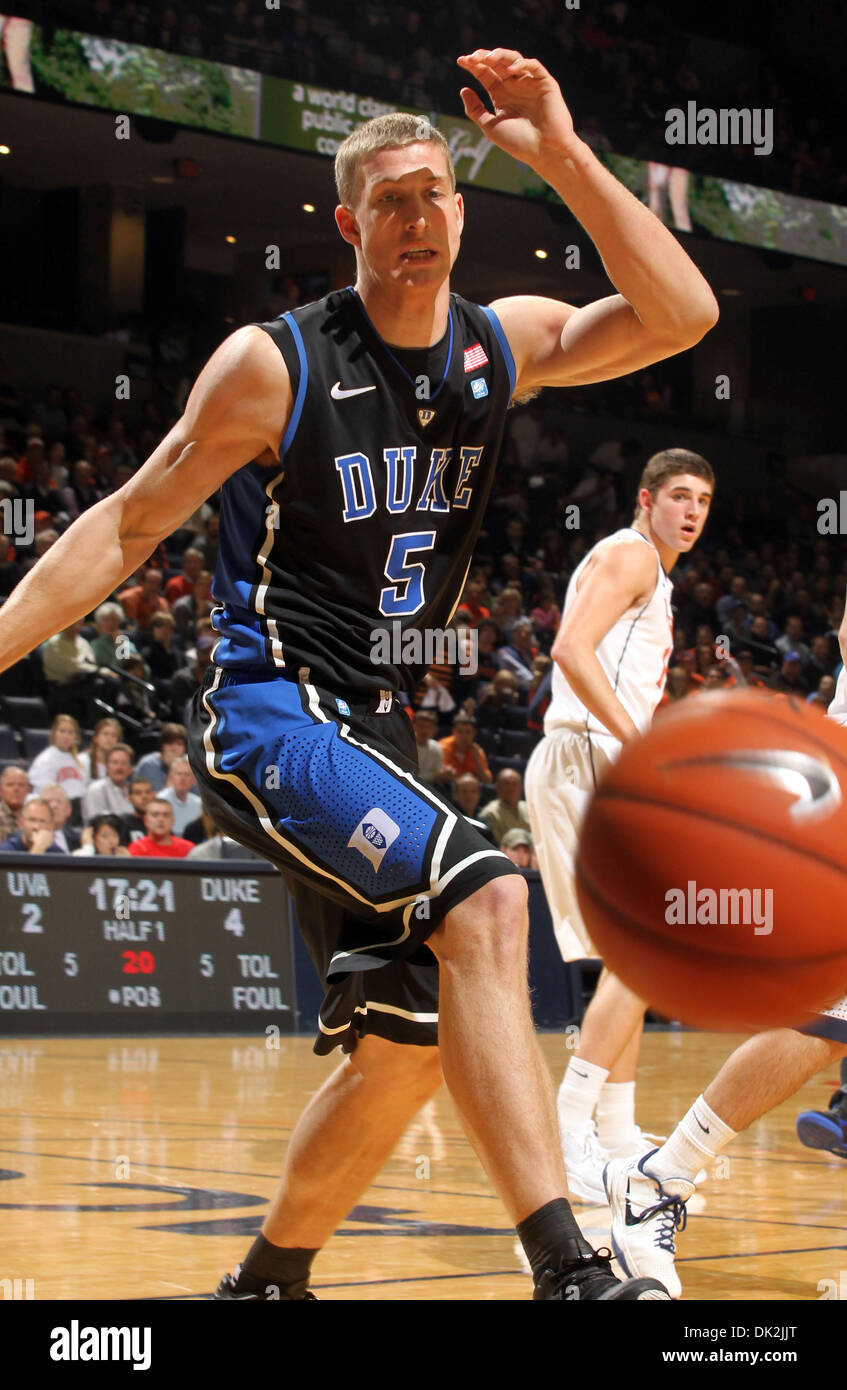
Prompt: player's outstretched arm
<box><xmin>458</xmin><ymin>49</ymin><xmax>719</xmax><ymax>392</ymax></box>
<box><xmin>551</xmin><ymin>542</ymin><xmax>659</xmax><ymax>745</ymax></box>
<box><xmin>0</xmin><ymin>325</ymin><xmax>290</xmax><ymax>675</ymax></box>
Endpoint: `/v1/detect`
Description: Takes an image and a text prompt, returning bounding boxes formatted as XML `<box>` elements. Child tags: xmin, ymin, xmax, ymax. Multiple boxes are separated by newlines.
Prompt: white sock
<box><xmin>558</xmin><ymin>1057</ymin><xmax>609</xmax><ymax>1130</ymax></box>
<box><xmin>596</xmin><ymin>1081</ymin><xmax>637</xmax><ymax>1151</ymax></box>
<box><xmin>646</xmin><ymin>1094</ymin><xmax>737</xmax><ymax>1184</ymax></box>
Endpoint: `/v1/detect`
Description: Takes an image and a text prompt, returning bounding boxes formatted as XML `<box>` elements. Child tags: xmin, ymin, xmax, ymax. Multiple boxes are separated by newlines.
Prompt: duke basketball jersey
<box><xmin>209</xmin><ymin>286</ymin><xmax>516</xmax><ymax>695</ymax></box>
<box><xmin>544</xmin><ymin>528</ymin><xmax>674</xmax><ymax>739</ymax></box>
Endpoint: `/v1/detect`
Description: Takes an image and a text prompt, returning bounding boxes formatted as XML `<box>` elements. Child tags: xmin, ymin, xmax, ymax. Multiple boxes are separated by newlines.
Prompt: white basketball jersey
<box><xmin>545</xmin><ymin>528</ymin><xmax>674</xmax><ymax>739</ymax></box>
<box><xmin>828</xmin><ymin>665</ymin><xmax>847</xmax><ymax>726</ymax></box>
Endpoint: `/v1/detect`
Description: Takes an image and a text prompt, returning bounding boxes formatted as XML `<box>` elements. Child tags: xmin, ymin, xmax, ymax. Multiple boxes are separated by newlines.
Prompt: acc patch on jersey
<box><xmin>347</xmin><ymin>807</ymin><xmax>401</xmax><ymax>870</ymax></box>
<box><xmin>470</xmin><ymin>377</ymin><xmax>488</xmax><ymax>399</ymax></box>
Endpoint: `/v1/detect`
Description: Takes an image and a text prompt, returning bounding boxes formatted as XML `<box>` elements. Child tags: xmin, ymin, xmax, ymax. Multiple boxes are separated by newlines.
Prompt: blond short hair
<box><xmin>334</xmin><ymin>113</ymin><xmax>456</xmax><ymax>208</ymax></box>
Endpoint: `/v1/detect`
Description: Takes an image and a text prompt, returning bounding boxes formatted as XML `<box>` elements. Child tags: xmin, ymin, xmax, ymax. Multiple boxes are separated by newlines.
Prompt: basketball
<box><xmin>576</xmin><ymin>691</ymin><xmax>847</xmax><ymax>1031</ymax></box>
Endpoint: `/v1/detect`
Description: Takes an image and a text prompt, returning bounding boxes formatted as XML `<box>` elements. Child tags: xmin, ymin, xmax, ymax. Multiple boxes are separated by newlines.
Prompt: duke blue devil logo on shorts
<box><xmin>348</xmin><ymin>807</ymin><xmax>401</xmax><ymax>870</ymax></box>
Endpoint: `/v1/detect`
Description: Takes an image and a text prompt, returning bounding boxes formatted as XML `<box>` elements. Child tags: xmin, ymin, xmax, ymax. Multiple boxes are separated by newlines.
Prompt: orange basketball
<box><xmin>575</xmin><ymin>690</ymin><xmax>847</xmax><ymax>1031</ymax></box>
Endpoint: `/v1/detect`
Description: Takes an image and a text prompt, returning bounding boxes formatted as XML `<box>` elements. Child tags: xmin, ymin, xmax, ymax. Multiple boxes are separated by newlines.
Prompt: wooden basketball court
<box><xmin>0</xmin><ymin>1031</ymin><xmax>843</xmax><ymax>1301</ymax></box>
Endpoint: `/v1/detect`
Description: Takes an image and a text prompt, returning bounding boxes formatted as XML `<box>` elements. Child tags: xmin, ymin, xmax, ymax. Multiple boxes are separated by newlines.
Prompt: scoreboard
<box><xmin>0</xmin><ymin>857</ymin><xmax>296</xmax><ymax>1034</ymax></box>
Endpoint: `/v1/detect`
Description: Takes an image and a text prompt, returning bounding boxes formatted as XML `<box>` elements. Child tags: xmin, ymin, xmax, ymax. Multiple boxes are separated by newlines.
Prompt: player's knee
<box><xmin>430</xmin><ymin>873</ymin><xmax>529</xmax><ymax>968</ymax></box>
<box><xmin>350</xmin><ymin>1034</ymin><xmax>442</xmax><ymax>1096</ymax></box>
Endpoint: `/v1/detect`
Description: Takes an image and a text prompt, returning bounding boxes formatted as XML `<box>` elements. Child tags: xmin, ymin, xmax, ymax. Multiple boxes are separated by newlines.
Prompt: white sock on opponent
<box><xmin>645</xmin><ymin>1093</ymin><xmax>737</xmax><ymax>1183</ymax></box>
<box><xmin>595</xmin><ymin>1080</ymin><xmax>637</xmax><ymax>1150</ymax></box>
<box><xmin>558</xmin><ymin>1057</ymin><xmax>609</xmax><ymax>1130</ymax></box>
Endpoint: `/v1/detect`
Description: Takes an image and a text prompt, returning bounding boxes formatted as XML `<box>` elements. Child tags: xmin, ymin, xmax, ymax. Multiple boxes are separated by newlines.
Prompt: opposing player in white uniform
<box><xmin>603</xmin><ymin>586</ymin><xmax>847</xmax><ymax>1298</ymax></box>
<box><xmin>525</xmin><ymin>448</ymin><xmax>714</xmax><ymax>1201</ymax></box>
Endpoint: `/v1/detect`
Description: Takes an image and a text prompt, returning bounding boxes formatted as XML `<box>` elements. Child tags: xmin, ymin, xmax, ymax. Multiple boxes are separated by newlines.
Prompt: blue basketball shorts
<box><xmin>187</xmin><ymin>664</ymin><xmax>519</xmax><ymax>1054</ymax></box>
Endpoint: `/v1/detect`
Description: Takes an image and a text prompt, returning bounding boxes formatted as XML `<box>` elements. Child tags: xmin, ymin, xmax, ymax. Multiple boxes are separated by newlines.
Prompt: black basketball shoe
<box><xmin>214</xmin><ymin>1265</ymin><xmax>319</xmax><ymax>1300</ymax></box>
<box><xmin>533</xmin><ymin>1247</ymin><xmax>670</xmax><ymax>1300</ymax></box>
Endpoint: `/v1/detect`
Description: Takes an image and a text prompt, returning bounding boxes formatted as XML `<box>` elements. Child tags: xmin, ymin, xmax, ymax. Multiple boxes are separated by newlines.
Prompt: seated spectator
<box><xmin>745</xmin><ymin>615</ymin><xmax>780</xmax><ymax>675</ymax></box>
<box><xmin>121</xmin><ymin>778</ymin><xmax>156</xmax><ymax>842</ymax></box>
<box><xmin>187</xmin><ymin>827</ymin><xmax>264</xmax><ymax>860</ymax></box>
<box><xmin>808</xmin><ymin>633</ymin><xmax>835</xmax><ymax>684</ymax></box>
<box><xmin>42</xmin><ymin>620</ymin><xmax>122</xmax><ymax>723</ymax></box>
<box><xmin>0</xmin><ymin>532</ymin><xmax>22</xmax><ymax>597</ymax></box>
<box><xmin>715</xmin><ymin>575</ymin><xmax>748</xmax><ymax>628</ymax></box>
<box><xmin>139</xmin><ymin>611</ymin><xmax>181</xmax><ymax>684</ymax></box>
<box><xmin>183</xmin><ymin>806</ymin><xmax>218</xmax><ymax>846</ymax></box>
<box><xmin>128</xmin><ymin>799</ymin><xmax>194</xmax><ymax>858</ymax></box>
<box><xmin>41</xmin><ymin>617</ymin><xmax>98</xmax><ymax>689</ymax></box>
<box><xmin>480</xmin><ymin>768</ymin><xmax>532</xmax><ymax>844</ymax></box>
<box><xmin>530</xmin><ymin>583</ymin><xmax>561</xmax><ymax>648</ymax></box>
<box><xmin>117</xmin><ymin>566</ymin><xmax>170</xmax><ymax>630</ymax></box>
<box><xmin>460</xmin><ymin>574</ymin><xmax>491</xmax><ymax>624</ymax></box>
<box><xmin>82</xmin><ymin>743</ymin><xmax>135</xmax><ymax>822</ymax></box>
<box><xmin>662</xmin><ymin>666</ymin><xmax>689</xmax><ymax>705</ymax></box>
<box><xmin>39</xmin><ymin>784</ymin><xmax>82</xmax><ymax>852</ymax></box>
<box><xmin>27</xmin><ymin>713</ymin><xmax>90</xmax><ymax>806</ymax></box>
<box><xmin>89</xmin><ymin>602</ymin><xmax>145</xmax><ymax>674</ymax></box>
<box><xmin>115</xmin><ymin>655</ymin><xmax>158</xmax><ymax>724</ymax></box>
<box><xmin>164</xmin><ymin>547</ymin><xmax>204</xmax><ymax>604</ymax></box>
<box><xmin>171</xmin><ymin>570</ymin><xmax>214</xmax><ymax>640</ymax></box>
<box><xmin>489</xmin><ymin>585</ymin><xmax>524</xmax><ymax>639</ymax></box>
<box><xmin>73</xmin><ymin>812</ymin><xmax>131</xmax><ymax>858</ymax></box>
<box><xmin>694</xmin><ymin>663</ymin><xmax>730</xmax><ymax>694</ymax></box>
<box><xmin>774</xmin><ymin>651</ymin><xmax>811</xmax><ymax>696</ymax></box>
<box><xmin>60</xmin><ymin>460</ymin><xmax>101</xmax><ymax>521</ymax></box>
<box><xmin>0</xmin><ymin>796</ymin><xmax>65</xmax><ymax>854</ymax></box>
<box><xmin>24</xmin><ymin>457</ymin><xmax>68</xmax><ymax>524</ymax></box>
<box><xmin>0</xmin><ymin>765</ymin><xmax>30</xmax><ymax>840</ymax></box>
<box><xmin>500</xmin><ymin>826</ymin><xmax>537</xmax><ymax>870</ymax></box>
<box><xmin>134</xmin><ymin>724</ymin><xmax>188</xmax><ymax>793</ymax></box>
<box><xmin>170</xmin><ymin>634</ymin><xmax>215</xmax><ymax>721</ymax></box>
<box><xmin>412</xmin><ymin>708</ymin><xmax>445</xmax><ymax>785</ymax></box>
<box><xmin>439</xmin><ymin>711</ymin><xmax>492</xmax><ymax>783</ymax></box>
<box><xmin>159</xmin><ymin>757</ymin><xmax>203</xmax><ymax>835</ymax></box>
<box><xmin>80</xmin><ymin>716</ymin><xmax>123</xmax><ymax>782</ymax></box>
<box><xmin>808</xmin><ymin>674</ymin><xmax>836</xmax><ymax>712</ymax></box>
<box><xmin>776</xmin><ymin>615</ymin><xmax>812</xmax><ymax>669</ymax></box>
<box><xmin>452</xmin><ymin>772</ymin><xmax>483</xmax><ymax>820</ymax></box>
<box><xmin>477</xmin><ymin>668</ymin><xmax>522</xmax><ymax>710</ymax></box>
<box><xmin>496</xmin><ymin>616</ymin><xmax>537</xmax><ymax>692</ymax></box>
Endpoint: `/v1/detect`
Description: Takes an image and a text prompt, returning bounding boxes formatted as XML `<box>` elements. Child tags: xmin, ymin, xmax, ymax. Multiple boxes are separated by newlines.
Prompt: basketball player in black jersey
<box><xmin>0</xmin><ymin>50</ymin><xmax>717</xmax><ymax>1299</ymax></box>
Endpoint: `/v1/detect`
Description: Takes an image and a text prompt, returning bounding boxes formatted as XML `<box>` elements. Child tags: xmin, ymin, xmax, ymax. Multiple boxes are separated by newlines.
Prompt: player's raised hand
<box><xmin>457</xmin><ymin>50</ymin><xmax>579</xmax><ymax>167</ymax></box>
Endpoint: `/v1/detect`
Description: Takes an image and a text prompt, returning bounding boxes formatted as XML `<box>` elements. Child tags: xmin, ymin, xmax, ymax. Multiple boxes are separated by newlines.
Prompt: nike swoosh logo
<box><xmin>331</xmin><ymin>381</ymin><xmax>376</xmax><ymax>400</ymax></box>
<box><xmin>572</xmin><ymin>1069</ymin><xmax>589</xmax><ymax>1078</ymax></box>
<box><xmin>693</xmin><ymin>1112</ymin><xmax>710</xmax><ymax>1134</ymax></box>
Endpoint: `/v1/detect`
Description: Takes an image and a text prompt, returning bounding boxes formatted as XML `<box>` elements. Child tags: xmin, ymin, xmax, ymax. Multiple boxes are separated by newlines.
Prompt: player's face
<box><xmin>341</xmin><ymin>144</ymin><xmax>464</xmax><ymax>288</ymax></box>
<box><xmin>648</xmin><ymin>474</ymin><xmax>712</xmax><ymax>553</ymax></box>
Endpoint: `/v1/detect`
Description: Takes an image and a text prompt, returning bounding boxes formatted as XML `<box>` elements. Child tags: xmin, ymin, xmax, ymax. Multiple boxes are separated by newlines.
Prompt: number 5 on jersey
<box><xmin>379</xmin><ymin>531</ymin><xmax>436</xmax><ymax>616</ymax></box>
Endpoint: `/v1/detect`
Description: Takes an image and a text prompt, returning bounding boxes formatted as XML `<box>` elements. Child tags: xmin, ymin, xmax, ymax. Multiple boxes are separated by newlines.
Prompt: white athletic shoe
<box><xmin>560</xmin><ymin>1118</ymin><xmax>610</xmax><ymax>1205</ymax></box>
<box><xmin>611</xmin><ymin>1128</ymin><xmax>707</xmax><ymax>1188</ymax></box>
<box><xmin>604</xmin><ymin>1149</ymin><xmax>694</xmax><ymax>1299</ymax></box>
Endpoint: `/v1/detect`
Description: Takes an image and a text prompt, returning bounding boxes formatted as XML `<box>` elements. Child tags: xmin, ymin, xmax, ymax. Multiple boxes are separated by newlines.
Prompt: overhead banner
<box><xmin>4</xmin><ymin>19</ymin><xmax>847</xmax><ymax>267</ymax></box>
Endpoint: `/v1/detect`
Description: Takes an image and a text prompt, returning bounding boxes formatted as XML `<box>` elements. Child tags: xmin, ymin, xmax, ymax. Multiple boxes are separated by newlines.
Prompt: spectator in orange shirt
<box><xmin>117</xmin><ymin>567</ymin><xmax>170</xmax><ymax>629</ymax></box>
<box><xmin>164</xmin><ymin>547</ymin><xmax>204</xmax><ymax>604</ymax></box>
<box><xmin>460</xmin><ymin>574</ymin><xmax>491</xmax><ymax>625</ymax></box>
<box><xmin>439</xmin><ymin>711</ymin><xmax>492</xmax><ymax>783</ymax></box>
<box><xmin>128</xmin><ymin>799</ymin><xmax>194</xmax><ymax>858</ymax></box>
